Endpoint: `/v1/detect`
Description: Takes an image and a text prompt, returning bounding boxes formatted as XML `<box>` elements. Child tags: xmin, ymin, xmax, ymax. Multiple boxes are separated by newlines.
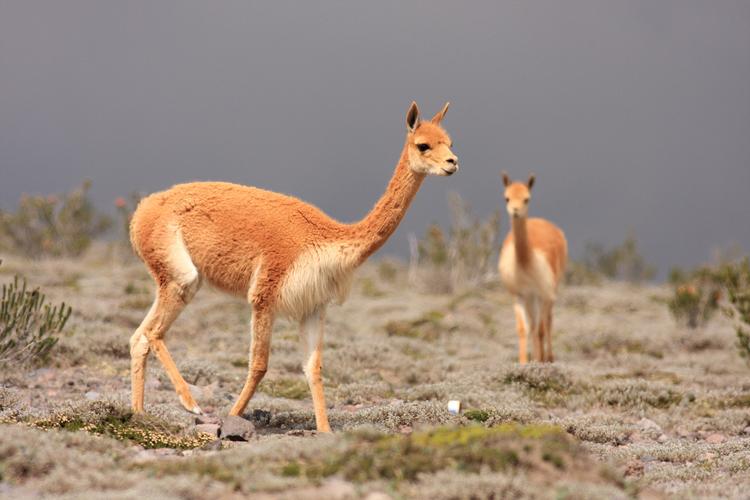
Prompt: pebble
<box><xmin>221</xmin><ymin>415</ymin><xmax>256</xmax><ymax>441</ymax></box>
<box><xmin>84</xmin><ymin>391</ymin><xmax>100</xmax><ymax>400</ymax></box>
<box><xmin>743</xmin><ymin>426</ymin><xmax>750</xmax><ymax>436</ymax></box>
<box><xmin>657</xmin><ymin>434</ymin><xmax>669</xmax><ymax>443</ymax></box>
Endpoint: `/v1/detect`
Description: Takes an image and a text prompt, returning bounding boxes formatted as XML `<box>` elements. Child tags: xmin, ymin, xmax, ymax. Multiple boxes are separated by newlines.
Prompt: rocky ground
<box><xmin>1</xmin><ymin>250</ymin><xmax>749</xmax><ymax>499</ymax></box>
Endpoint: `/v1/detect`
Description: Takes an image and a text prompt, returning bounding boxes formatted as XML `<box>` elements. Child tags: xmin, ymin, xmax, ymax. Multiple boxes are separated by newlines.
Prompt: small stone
<box><xmin>221</xmin><ymin>415</ymin><xmax>255</xmax><ymax>441</ymax></box>
<box><xmin>742</xmin><ymin>426</ymin><xmax>750</xmax><ymax>436</ymax></box>
<box><xmin>705</xmin><ymin>433</ymin><xmax>726</xmax><ymax>444</ymax></box>
<box><xmin>84</xmin><ymin>391</ymin><xmax>100</xmax><ymax>400</ymax></box>
<box><xmin>399</xmin><ymin>425</ymin><xmax>413</xmax><ymax>435</ymax></box>
<box><xmin>657</xmin><ymin>434</ymin><xmax>669</xmax><ymax>443</ymax></box>
<box><xmin>700</xmin><ymin>452</ymin><xmax>717</xmax><ymax>461</ymax></box>
<box><xmin>195</xmin><ymin>423</ymin><xmax>220</xmax><ymax>437</ymax></box>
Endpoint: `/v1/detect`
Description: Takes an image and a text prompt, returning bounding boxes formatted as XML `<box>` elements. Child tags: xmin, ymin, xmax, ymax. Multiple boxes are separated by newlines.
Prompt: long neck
<box><xmin>512</xmin><ymin>216</ymin><xmax>532</xmax><ymax>267</ymax></box>
<box><xmin>350</xmin><ymin>141</ymin><xmax>425</xmax><ymax>262</ymax></box>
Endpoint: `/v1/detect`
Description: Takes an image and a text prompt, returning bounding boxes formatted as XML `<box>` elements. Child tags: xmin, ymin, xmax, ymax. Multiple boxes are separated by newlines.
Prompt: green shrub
<box><xmin>0</xmin><ymin>181</ymin><xmax>111</xmax><ymax>257</ymax></box>
<box><xmin>0</xmin><ymin>262</ymin><xmax>71</xmax><ymax>367</ymax></box>
<box><xmin>579</xmin><ymin>231</ymin><xmax>656</xmax><ymax>283</ymax></box>
<box><xmin>713</xmin><ymin>258</ymin><xmax>750</xmax><ymax>361</ymax></box>
<box><xmin>667</xmin><ymin>266</ymin><xmax>721</xmax><ymax>328</ymax></box>
<box><xmin>409</xmin><ymin>192</ymin><xmax>500</xmax><ymax>293</ymax></box>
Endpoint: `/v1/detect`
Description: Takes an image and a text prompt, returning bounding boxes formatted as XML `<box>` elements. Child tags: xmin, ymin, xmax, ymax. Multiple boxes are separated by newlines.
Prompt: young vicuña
<box><xmin>498</xmin><ymin>172</ymin><xmax>567</xmax><ymax>364</ymax></box>
<box><xmin>128</xmin><ymin>101</ymin><xmax>458</xmax><ymax>432</ymax></box>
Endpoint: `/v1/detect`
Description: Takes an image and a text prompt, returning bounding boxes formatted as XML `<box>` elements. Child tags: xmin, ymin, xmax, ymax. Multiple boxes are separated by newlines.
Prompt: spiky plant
<box><xmin>0</xmin><ymin>261</ymin><xmax>71</xmax><ymax>366</ymax></box>
<box><xmin>714</xmin><ymin>258</ymin><xmax>750</xmax><ymax>361</ymax></box>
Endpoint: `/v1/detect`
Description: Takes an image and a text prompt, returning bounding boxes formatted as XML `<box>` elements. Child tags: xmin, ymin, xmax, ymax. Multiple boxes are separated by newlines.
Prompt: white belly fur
<box><xmin>277</xmin><ymin>242</ymin><xmax>360</xmax><ymax>320</ymax></box>
<box><xmin>499</xmin><ymin>247</ymin><xmax>558</xmax><ymax>302</ymax></box>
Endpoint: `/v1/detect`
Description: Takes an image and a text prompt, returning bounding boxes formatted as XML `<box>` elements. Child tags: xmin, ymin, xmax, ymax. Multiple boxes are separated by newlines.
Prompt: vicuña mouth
<box><xmin>441</xmin><ymin>168</ymin><xmax>455</xmax><ymax>176</ymax></box>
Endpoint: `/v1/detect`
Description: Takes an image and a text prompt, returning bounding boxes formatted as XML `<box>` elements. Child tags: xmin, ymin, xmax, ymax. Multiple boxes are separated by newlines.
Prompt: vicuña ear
<box><xmin>527</xmin><ymin>174</ymin><xmax>536</xmax><ymax>190</ymax></box>
<box><xmin>431</xmin><ymin>101</ymin><xmax>450</xmax><ymax>124</ymax></box>
<box><xmin>501</xmin><ymin>171</ymin><xmax>511</xmax><ymax>187</ymax></box>
<box><xmin>406</xmin><ymin>101</ymin><xmax>420</xmax><ymax>132</ymax></box>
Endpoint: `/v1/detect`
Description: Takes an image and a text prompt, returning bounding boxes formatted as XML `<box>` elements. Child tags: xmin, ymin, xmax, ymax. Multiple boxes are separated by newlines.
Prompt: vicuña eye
<box><xmin>416</xmin><ymin>143</ymin><xmax>430</xmax><ymax>152</ymax></box>
<box><xmin>524</xmin><ymin>199</ymin><xmax>529</xmax><ymax>204</ymax></box>
<box><xmin>505</xmin><ymin>197</ymin><xmax>510</xmax><ymax>203</ymax></box>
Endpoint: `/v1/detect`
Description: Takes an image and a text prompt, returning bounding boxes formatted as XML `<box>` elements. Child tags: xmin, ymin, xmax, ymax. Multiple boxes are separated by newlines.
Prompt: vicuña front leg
<box><xmin>513</xmin><ymin>301</ymin><xmax>528</xmax><ymax>365</ymax></box>
<box><xmin>229</xmin><ymin>306</ymin><xmax>274</xmax><ymax>417</ymax></box>
<box><xmin>300</xmin><ymin>308</ymin><xmax>331</xmax><ymax>432</ymax></box>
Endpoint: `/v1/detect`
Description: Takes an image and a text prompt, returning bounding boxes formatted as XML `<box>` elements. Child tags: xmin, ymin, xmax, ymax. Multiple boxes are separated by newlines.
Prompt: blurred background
<box><xmin>1</xmin><ymin>0</ymin><xmax>748</xmax><ymax>274</ymax></box>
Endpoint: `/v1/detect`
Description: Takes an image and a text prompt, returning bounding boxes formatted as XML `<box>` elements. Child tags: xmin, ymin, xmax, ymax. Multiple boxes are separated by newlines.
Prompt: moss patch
<box><xmin>385</xmin><ymin>310</ymin><xmax>452</xmax><ymax>341</ymax></box>
<box><xmin>260</xmin><ymin>377</ymin><xmax>309</xmax><ymax>400</ymax></box>
<box><xmin>29</xmin><ymin>401</ymin><xmax>213</xmax><ymax>449</ymax></box>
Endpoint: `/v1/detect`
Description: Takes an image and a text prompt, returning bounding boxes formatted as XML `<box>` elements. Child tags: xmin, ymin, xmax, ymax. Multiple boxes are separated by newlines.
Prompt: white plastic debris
<box><xmin>447</xmin><ymin>400</ymin><xmax>461</xmax><ymax>415</ymax></box>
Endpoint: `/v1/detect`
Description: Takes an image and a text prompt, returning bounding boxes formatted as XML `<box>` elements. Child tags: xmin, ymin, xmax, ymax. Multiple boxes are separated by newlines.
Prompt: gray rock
<box><xmin>84</xmin><ymin>391</ymin><xmax>100</xmax><ymax>400</ymax></box>
<box><xmin>195</xmin><ymin>423</ymin><xmax>220</xmax><ymax>437</ymax></box>
<box><xmin>221</xmin><ymin>415</ymin><xmax>255</xmax><ymax>441</ymax></box>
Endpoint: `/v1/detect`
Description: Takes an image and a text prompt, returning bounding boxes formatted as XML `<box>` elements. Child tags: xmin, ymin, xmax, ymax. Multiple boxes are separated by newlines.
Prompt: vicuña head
<box><xmin>498</xmin><ymin>171</ymin><xmax>567</xmax><ymax>365</ymax></box>
<box><xmin>502</xmin><ymin>171</ymin><xmax>535</xmax><ymax>219</ymax></box>
<box><xmin>127</xmin><ymin>101</ymin><xmax>457</xmax><ymax>433</ymax></box>
<box><xmin>405</xmin><ymin>102</ymin><xmax>458</xmax><ymax>176</ymax></box>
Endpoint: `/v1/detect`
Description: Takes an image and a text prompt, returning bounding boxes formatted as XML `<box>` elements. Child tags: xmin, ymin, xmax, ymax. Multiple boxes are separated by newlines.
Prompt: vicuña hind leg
<box><xmin>541</xmin><ymin>301</ymin><xmax>554</xmax><ymax>363</ymax></box>
<box><xmin>131</xmin><ymin>281</ymin><xmax>201</xmax><ymax>414</ymax></box>
<box><xmin>229</xmin><ymin>306</ymin><xmax>274</xmax><ymax>417</ymax></box>
<box><xmin>513</xmin><ymin>301</ymin><xmax>529</xmax><ymax>365</ymax></box>
<box><xmin>300</xmin><ymin>308</ymin><xmax>331</xmax><ymax>432</ymax></box>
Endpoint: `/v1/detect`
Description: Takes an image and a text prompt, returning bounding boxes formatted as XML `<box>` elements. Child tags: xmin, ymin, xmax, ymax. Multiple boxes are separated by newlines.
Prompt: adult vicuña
<box><xmin>498</xmin><ymin>173</ymin><xmax>567</xmax><ymax>364</ymax></box>
<box><xmin>128</xmin><ymin>102</ymin><xmax>458</xmax><ymax>432</ymax></box>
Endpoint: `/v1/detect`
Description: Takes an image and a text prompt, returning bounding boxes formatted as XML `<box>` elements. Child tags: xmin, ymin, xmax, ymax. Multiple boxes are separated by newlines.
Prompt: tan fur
<box><xmin>128</xmin><ymin>102</ymin><xmax>458</xmax><ymax>431</ymax></box>
<box><xmin>498</xmin><ymin>173</ymin><xmax>567</xmax><ymax>364</ymax></box>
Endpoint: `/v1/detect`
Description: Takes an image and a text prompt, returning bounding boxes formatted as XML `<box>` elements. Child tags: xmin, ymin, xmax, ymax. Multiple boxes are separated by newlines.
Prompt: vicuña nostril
<box><xmin>446</xmin><ymin>158</ymin><xmax>457</xmax><ymax>165</ymax></box>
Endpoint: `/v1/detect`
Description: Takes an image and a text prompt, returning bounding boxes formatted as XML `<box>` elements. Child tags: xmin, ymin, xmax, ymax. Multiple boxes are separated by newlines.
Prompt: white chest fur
<box><xmin>277</xmin><ymin>242</ymin><xmax>360</xmax><ymax>320</ymax></box>
<box><xmin>499</xmin><ymin>246</ymin><xmax>557</xmax><ymax>302</ymax></box>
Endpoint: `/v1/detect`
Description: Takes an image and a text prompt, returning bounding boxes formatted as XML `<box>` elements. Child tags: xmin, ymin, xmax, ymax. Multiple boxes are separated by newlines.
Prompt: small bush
<box><xmin>579</xmin><ymin>231</ymin><xmax>656</xmax><ymax>283</ymax></box>
<box><xmin>0</xmin><ymin>181</ymin><xmax>111</xmax><ymax>257</ymax></box>
<box><xmin>409</xmin><ymin>192</ymin><xmax>500</xmax><ymax>293</ymax></box>
<box><xmin>1</xmin><ymin>262</ymin><xmax>71</xmax><ymax>367</ymax></box>
<box><xmin>667</xmin><ymin>266</ymin><xmax>722</xmax><ymax>328</ymax></box>
<box><xmin>713</xmin><ymin>258</ymin><xmax>750</xmax><ymax>361</ymax></box>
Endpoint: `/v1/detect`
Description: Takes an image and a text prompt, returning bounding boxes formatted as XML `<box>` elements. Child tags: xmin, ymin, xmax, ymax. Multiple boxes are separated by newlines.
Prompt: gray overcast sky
<box><xmin>1</xmin><ymin>1</ymin><xmax>749</xmax><ymax>274</ymax></box>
